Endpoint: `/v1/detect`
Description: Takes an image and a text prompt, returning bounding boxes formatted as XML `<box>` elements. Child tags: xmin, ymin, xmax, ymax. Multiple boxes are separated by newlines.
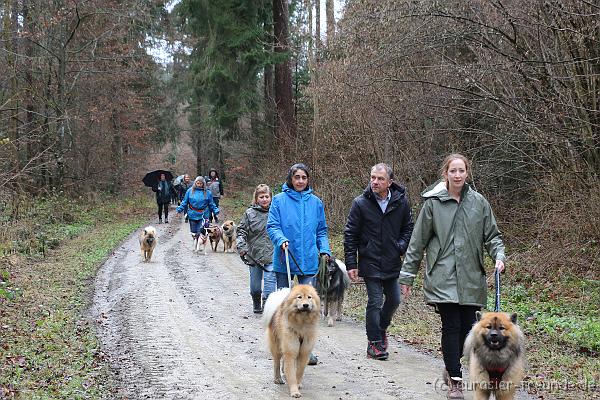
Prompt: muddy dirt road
<box><xmin>91</xmin><ymin>212</ymin><xmax>533</xmax><ymax>400</ymax></box>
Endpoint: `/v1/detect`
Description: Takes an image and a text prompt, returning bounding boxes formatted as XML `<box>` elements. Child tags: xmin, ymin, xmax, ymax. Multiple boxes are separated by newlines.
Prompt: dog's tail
<box><xmin>262</xmin><ymin>288</ymin><xmax>290</xmax><ymax>327</ymax></box>
<box><xmin>335</xmin><ymin>259</ymin><xmax>351</xmax><ymax>288</ymax></box>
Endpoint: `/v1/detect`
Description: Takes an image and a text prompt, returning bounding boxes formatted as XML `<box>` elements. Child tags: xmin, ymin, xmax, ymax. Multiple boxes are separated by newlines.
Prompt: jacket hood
<box><xmin>282</xmin><ymin>182</ymin><xmax>313</xmax><ymax>199</ymax></box>
<box><xmin>250</xmin><ymin>203</ymin><xmax>269</xmax><ymax>212</ymax></box>
<box><xmin>363</xmin><ymin>181</ymin><xmax>406</xmax><ymax>202</ymax></box>
<box><xmin>421</xmin><ymin>179</ymin><xmax>471</xmax><ymax>201</ymax></box>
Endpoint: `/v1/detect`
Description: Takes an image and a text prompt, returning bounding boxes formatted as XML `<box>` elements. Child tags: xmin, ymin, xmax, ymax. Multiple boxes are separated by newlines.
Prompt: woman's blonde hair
<box><xmin>253</xmin><ymin>184</ymin><xmax>271</xmax><ymax>204</ymax></box>
<box><xmin>440</xmin><ymin>153</ymin><xmax>471</xmax><ymax>180</ymax></box>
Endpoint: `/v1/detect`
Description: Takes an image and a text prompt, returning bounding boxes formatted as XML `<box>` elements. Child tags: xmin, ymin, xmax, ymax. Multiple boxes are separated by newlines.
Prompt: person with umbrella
<box><xmin>152</xmin><ymin>172</ymin><xmax>177</xmax><ymax>223</ymax></box>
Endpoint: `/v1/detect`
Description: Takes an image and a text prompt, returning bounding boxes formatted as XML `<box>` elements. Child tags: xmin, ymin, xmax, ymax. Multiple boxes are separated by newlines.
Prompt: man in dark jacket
<box><xmin>344</xmin><ymin>163</ymin><xmax>414</xmax><ymax>360</ymax></box>
<box><xmin>152</xmin><ymin>173</ymin><xmax>177</xmax><ymax>223</ymax></box>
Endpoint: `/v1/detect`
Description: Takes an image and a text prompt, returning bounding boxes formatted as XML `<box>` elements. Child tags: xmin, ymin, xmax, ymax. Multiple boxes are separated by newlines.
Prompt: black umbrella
<box><xmin>142</xmin><ymin>170</ymin><xmax>174</xmax><ymax>188</ymax></box>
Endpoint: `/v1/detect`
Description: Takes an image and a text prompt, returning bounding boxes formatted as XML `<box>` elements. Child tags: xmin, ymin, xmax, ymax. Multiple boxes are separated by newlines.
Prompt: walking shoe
<box><xmin>443</xmin><ymin>370</ymin><xmax>464</xmax><ymax>399</ymax></box>
<box><xmin>307</xmin><ymin>353</ymin><xmax>318</xmax><ymax>365</ymax></box>
<box><xmin>382</xmin><ymin>331</ymin><xmax>388</xmax><ymax>351</ymax></box>
<box><xmin>165</xmin><ymin>219</ymin><xmax>169</xmax><ymax>223</ymax></box>
<box><xmin>367</xmin><ymin>341</ymin><xmax>389</xmax><ymax>360</ymax></box>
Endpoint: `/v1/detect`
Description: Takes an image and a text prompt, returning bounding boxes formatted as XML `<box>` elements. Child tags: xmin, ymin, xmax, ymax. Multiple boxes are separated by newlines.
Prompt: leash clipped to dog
<box><xmin>284</xmin><ymin>246</ymin><xmax>293</xmax><ymax>288</ymax></box>
<box><xmin>494</xmin><ymin>268</ymin><xmax>501</xmax><ymax>312</ymax></box>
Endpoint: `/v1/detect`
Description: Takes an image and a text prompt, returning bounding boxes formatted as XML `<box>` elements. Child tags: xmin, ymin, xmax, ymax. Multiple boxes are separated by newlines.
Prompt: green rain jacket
<box><xmin>399</xmin><ymin>180</ymin><xmax>506</xmax><ymax>307</ymax></box>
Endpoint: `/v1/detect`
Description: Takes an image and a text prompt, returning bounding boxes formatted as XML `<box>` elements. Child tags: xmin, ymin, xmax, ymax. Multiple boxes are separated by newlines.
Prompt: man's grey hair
<box><xmin>371</xmin><ymin>163</ymin><xmax>394</xmax><ymax>180</ymax></box>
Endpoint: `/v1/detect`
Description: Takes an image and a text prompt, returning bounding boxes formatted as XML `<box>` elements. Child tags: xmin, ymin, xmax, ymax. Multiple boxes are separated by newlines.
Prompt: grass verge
<box><xmin>0</xmin><ymin>195</ymin><xmax>153</xmax><ymax>399</ymax></box>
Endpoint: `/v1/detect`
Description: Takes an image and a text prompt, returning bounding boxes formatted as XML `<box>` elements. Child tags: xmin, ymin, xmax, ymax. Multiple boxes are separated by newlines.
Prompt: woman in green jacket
<box><xmin>399</xmin><ymin>154</ymin><xmax>506</xmax><ymax>400</ymax></box>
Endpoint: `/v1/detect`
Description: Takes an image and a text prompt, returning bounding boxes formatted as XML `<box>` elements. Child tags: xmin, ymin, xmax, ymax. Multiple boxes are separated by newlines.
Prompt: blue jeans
<box><xmin>188</xmin><ymin>219</ymin><xmax>206</xmax><ymax>235</ymax></box>
<box><xmin>364</xmin><ymin>277</ymin><xmax>401</xmax><ymax>342</ymax></box>
<box><xmin>249</xmin><ymin>264</ymin><xmax>276</xmax><ymax>300</ymax></box>
<box><xmin>275</xmin><ymin>272</ymin><xmax>316</xmax><ymax>288</ymax></box>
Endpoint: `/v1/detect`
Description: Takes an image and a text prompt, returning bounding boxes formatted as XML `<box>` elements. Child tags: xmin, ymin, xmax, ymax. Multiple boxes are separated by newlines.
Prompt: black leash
<box><xmin>494</xmin><ymin>268</ymin><xmax>501</xmax><ymax>312</ymax></box>
<box><xmin>285</xmin><ymin>248</ymin><xmax>307</xmax><ymax>276</ymax></box>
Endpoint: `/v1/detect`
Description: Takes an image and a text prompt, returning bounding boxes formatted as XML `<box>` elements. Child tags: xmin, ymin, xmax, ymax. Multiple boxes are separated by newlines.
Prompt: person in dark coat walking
<box><xmin>152</xmin><ymin>173</ymin><xmax>177</xmax><ymax>223</ymax></box>
<box><xmin>344</xmin><ymin>163</ymin><xmax>414</xmax><ymax>360</ymax></box>
<box><xmin>205</xmin><ymin>169</ymin><xmax>224</xmax><ymax>223</ymax></box>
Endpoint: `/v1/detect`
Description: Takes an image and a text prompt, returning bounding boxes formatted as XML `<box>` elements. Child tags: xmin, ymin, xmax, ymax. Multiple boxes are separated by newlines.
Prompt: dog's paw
<box><xmin>290</xmin><ymin>390</ymin><xmax>302</xmax><ymax>398</ymax></box>
<box><xmin>274</xmin><ymin>377</ymin><xmax>284</xmax><ymax>385</ymax></box>
<box><xmin>327</xmin><ymin>317</ymin><xmax>334</xmax><ymax>327</ymax></box>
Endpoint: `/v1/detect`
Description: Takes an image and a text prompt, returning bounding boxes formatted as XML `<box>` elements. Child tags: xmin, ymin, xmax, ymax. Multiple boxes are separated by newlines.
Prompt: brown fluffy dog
<box><xmin>464</xmin><ymin>311</ymin><xmax>525</xmax><ymax>400</ymax></box>
<box><xmin>206</xmin><ymin>224</ymin><xmax>222</xmax><ymax>252</ymax></box>
<box><xmin>221</xmin><ymin>220</ymin><xmax>236</xmax><ymax>253</ymax></box>
<box><xmin>139</xmin><ymin>226</ymin><xmax>157</xmax><ymax>262</ymax></box>
<box><xmin>263</xmin><ymin>285</ymin><xmax>321</xmax><ymax>398</ymax></box>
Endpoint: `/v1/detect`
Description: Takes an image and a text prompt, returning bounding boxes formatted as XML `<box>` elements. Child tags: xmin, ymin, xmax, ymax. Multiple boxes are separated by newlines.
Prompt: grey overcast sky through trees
<box><xmin>145</xmin><ymin>0</ymin><xmax>346</xmax><ymax>64</ymax></box>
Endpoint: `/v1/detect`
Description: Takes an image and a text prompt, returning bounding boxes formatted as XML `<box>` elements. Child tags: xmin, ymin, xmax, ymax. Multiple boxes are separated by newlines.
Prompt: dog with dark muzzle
<box><xmin>463</xmin><ymin>311</ymin><xmax>526</xmax><ymax>400</ymax></box>
<box><xmin>221</xmin><ymin>220</ymin><xmax>236</xmax><ymax>252</ymax></box>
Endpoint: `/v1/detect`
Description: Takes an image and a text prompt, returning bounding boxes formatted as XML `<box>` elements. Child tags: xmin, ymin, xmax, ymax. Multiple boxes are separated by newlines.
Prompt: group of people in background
<box><xmin>152</xmin><ymin>170</ymin><xmax>223</xmax><ymax>225</ymax></box>
<box><xmin>234</xmin><ymin>154</ymin><xmax>505</xmax><ymax>400</ymax></box>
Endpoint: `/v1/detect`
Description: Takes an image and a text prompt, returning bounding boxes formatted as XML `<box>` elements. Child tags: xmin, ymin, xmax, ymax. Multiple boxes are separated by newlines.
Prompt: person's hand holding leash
<box><xmin>495</xmin><ymin>259</ymin><xmax>505</xmax><ymax>273</ymax></box>
<box><xmin>401</xmin><ymin>284</ymin><xmax>412</xmax><ymax>299</ymax></box>
<box><xmin>281</xmin><ymin>241</ymin><xmax>289</xmax><ymax>250</ymax></box>
<box><xmin>347</xmin><ymin>269</ymin><xmax>358</xmax><ymax>282</ymax></box>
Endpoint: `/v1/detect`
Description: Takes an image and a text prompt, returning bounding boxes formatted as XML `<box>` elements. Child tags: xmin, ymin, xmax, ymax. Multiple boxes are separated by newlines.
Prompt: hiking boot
<box><xmin>382</xmin><ymin>331</ymin><xmax>388</xmax><ymax>351</ymax></box>
<box><xmin>367</xmin><ymin>341</ymin><xmax>389</xmax><ymax>360</ymax></box>
<box><xmin>307</xmin><ymin>353</ymin><xmax>318</xmax><ymax>365</ymax></box>
<box><xmin>443</xmin><ymin>370</ymin><xmax>464</xmax><ymax>399</ymax></box>
<box><xmin>252</xmin><ymin>294</ymin><xmax>262</xmax><ymax>314</ymax></box>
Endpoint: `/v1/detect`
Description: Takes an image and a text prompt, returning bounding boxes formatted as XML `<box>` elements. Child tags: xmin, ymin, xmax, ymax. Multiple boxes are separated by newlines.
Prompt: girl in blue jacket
<box><xmin>177</xmin><ymin>176</ymin><xmax>219</xmax><ymax>241</ymax></box>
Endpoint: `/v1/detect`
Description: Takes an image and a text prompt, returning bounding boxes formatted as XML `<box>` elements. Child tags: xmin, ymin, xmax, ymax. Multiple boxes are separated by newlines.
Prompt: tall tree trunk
<box><xmin>4</xmin><ymin>0</ymin><xmax>19</xmax><ymax>183</ymax></box>
<box><xmin>195</xmin><ymin>127</ymin><xmax>204</xmax><ymax>178</ymax></box>
<box><xmin>325</xmin><ymin>0</ymin><xmax>335</xmax><ymax>43</ymax></box>
<box><xmin>315</xmin><ymin>0</ymin><xmax>321</xmax><ymax>50</ymax></box>
<box><xmin>23</xmin><ymin>0</ymin><xmax>37</xmax><ymax>176</ymax></box>
<box><xmin>273</xmin><ymin>0</ymin><xmax>296</xmax><ymax>141</ymax></box>
<box><xmin>264</xmin><ymin>63</ymin><xmax>275</xmax><ymax>137</ymax></box>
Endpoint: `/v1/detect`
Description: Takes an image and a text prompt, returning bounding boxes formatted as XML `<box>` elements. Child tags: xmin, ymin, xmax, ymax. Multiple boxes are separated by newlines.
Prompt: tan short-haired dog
<box><xmin>139</xmin><ymin>226</ymin><xmax>157</xmax><ymax>262</ymax></box>
<box><xmin>221</xmin><ymin>220</ymin><xmax>236</xmax><ymax>252</ymax></box>
<box><xmin>263</xmin><ymin>285</ymin><xmax>321</xmax><ymax>398</ymax></box>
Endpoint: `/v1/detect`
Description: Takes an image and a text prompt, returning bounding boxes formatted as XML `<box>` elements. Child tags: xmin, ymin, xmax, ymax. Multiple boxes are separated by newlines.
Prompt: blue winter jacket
<box><xmin>267</xmin><ymin>183</ymin><xmax>331</xmax><ymax>276</ymax></box>
<box><xmin>176</xmin><ymin>187</ymin><xmax>219</xmax><ymax>221</ymax></box>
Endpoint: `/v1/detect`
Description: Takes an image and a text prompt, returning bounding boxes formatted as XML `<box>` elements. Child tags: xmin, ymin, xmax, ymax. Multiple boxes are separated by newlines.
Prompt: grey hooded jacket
<box><xmin>236</xmin><ymin>204</ymin><xmax>274</xmax><ymax>266</ymax></box>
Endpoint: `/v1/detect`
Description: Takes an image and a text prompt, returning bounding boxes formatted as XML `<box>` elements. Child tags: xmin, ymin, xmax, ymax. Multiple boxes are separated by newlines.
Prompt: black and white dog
<box><xmin>318</xmin><ymin>258</ymin><xmax>351</xmax><ymax>327</ymax></box>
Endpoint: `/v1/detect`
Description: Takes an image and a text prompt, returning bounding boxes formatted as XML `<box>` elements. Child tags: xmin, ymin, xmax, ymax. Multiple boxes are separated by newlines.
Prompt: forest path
<box><xmin>90</xmin><ymin>206</ymin><xmax>534</xmax><ymax>400</ymax></box>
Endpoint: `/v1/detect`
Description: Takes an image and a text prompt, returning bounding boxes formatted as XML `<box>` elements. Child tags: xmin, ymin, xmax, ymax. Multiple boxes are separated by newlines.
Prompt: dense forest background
<box><xmin>1</xmin><ymin>0</ymin><xmax>598</xmax><ymax>274</ymax></box>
